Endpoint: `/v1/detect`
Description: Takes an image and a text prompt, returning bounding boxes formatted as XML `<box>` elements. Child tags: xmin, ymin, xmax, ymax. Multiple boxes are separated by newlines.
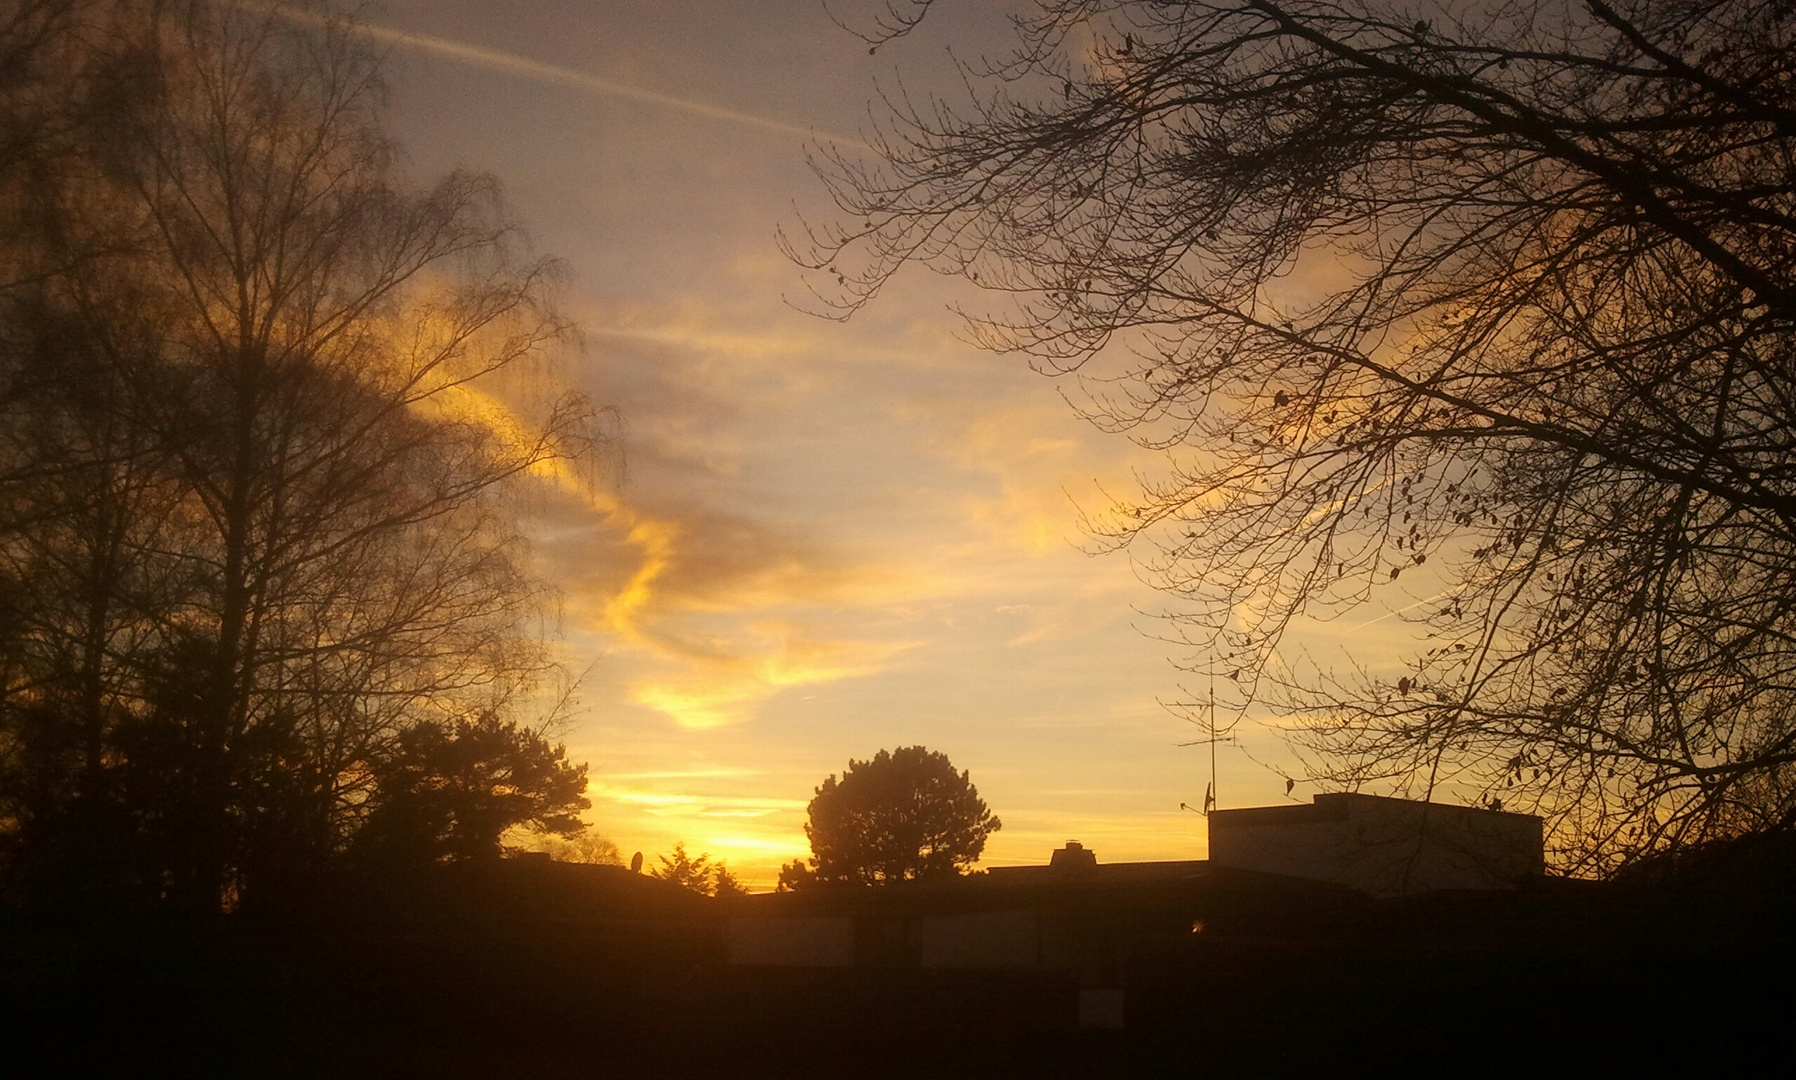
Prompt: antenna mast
<box><xmin>1205</xmin><ymin>657</ymin><xmax>1218</xmax><ymax>815</ymax></box>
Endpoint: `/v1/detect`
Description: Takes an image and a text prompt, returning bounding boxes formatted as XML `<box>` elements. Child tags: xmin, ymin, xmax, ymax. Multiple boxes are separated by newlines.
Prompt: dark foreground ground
<box><xmin>4</xmin><ymin>843</ymin><xmax>1793</xmax><ymax>1078</ymax></box>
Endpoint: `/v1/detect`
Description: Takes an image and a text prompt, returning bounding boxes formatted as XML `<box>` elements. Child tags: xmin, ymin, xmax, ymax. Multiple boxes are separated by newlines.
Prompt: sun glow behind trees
<box><xmin>346</xmin><ymin>0</ymin><xmax>1273</xmax><ymax>884</ymax></box>
<box><xmin>797</xmin><ymin>0</ymin><xmax>1796</xmax><ymax>873</ymax></box>
<box><xmin>0</xmin><ymin>0</ymin><xmax>599</xmax><ymax>909</ymax></box>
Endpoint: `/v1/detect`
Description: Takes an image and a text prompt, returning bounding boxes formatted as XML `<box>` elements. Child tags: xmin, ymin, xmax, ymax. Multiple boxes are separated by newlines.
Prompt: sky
<box><xmin>356</xmin><ymin>0</ymin><xmax>1428</xmax><ymax>886</ymax></box>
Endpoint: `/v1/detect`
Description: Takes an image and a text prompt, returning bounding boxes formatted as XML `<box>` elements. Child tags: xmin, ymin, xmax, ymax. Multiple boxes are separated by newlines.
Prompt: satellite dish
<box><xmin>630</xmin><ymin>851</ymin><xmax>644</xmax><ymax>874</ymax></box>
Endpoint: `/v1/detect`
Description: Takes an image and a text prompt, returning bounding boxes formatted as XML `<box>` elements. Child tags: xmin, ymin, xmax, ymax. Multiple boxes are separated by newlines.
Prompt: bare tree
<box><xmin>0</xmin><ymin>1</ymin><xmax>600</xmax><ymax>908</ymax></box>
<box><xmin>794</xmin><ymin>0</ymin><xmax>1796</xmax><ymax>873</ymax></box>
<box><xmin>0</xmin><ymin>0</ymin><xmax>184</xmax><ymax>900</ymax></box>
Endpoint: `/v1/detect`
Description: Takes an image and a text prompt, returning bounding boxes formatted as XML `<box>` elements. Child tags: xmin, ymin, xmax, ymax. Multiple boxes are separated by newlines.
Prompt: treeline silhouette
<box><xmin>0</xmin><ymin>1</ymin><xmax>595</xmax><ymax>916</ymax></box>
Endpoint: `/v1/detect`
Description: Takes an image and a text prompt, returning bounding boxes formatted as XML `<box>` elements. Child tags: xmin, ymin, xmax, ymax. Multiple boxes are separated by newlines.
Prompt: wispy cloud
<box><xmin>431</xmin><ymin>366</ymin><xmax>928</xmax><ymax>732</ymax></box>
<box><xmin>241</xmin><ymin>0</ymin><xmax>1349</xmax><ymax>889</ymax></box>
<box><xmin>627</xmin><ymin>632</ymin><xmax>918</xmax><ymax>730</ymax></box>
<box><xmin>263</xmin><ymin>3</ymin><xmax>874</xmax><ymax>152</ymax></box>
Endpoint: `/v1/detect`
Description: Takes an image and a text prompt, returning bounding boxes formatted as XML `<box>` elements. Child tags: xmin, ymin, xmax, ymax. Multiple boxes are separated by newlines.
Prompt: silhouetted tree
<box><xmin>710</xmin><ymin>864</ymin><xmax>749</xmax><ymax>899</ymax></box>
<box><xmin>775</xmin><ymin>858</ymin><xmax>815</xmax><ymax>892</ymax></box>
<box><xmin>0</xmin><ymin>0</ymin><xmax>168</xmax><ymax>907</ymax></box>
<box><xmin>652</xmin><ymin>842</ymin><xmax>712</xmax><ymax>893</ymax></box>
<box><xmin>651</xmin><ymin>842</ymin><xmax>745</xmax><ymax>896</ymax></box>
<box><xmin>798</xmin><ymin>0</ymin><xmax>1796</xmax><ymax>873</ymax></box>
<box><xmin>0</xmin><ymin>1</ymin><xmax>601</xmax><ymax>909</ymax></box>
<box><xmin>355</xmin><ymin>714</ymin><xmax>588</xmax><ymax>866</ymax></box>
<box><xmin>792</xmin><ymin>747</ymin><xmax>999</xmax><ymax>885</ymax></box>
<box><xmin>522</xmin><ymin>831</ymin><xmax>624</xmax><ymax>865</ymax></box>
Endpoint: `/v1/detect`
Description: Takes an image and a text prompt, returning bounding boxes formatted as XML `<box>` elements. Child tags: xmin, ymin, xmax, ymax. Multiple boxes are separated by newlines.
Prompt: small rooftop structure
<box><xmin>1208</xmin><ymin>792</ymin><xmax>1543</xmax><ymax>895</ymax></box>
<box><xmin>1048</xmin><ymin>840</ymin><xmax>1097</xmax><ymax>874</ymax></box>
<box><xmin>986</xmin><ymin>841</ymin><xmax>1203</xmax><ymax>884</ymax></box>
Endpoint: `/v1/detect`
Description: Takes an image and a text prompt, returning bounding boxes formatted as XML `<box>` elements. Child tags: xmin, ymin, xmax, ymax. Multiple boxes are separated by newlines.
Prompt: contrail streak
<box><xmin>264</xmin><ymin>4</ymin><xmax>874</xmax><ymax>153</ymax></box>
<box><xmin>1348</xmin><ymin>589</ymin><xmax>1452</xmax><ymax>630</ymax></box>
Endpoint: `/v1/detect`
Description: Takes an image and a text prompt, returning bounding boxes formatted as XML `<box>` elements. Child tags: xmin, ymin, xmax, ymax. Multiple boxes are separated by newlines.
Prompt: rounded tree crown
<box><xmin>803</xmin><ymin>746</ymin><xmax>1001</xmax><ymax>885</ymax></box>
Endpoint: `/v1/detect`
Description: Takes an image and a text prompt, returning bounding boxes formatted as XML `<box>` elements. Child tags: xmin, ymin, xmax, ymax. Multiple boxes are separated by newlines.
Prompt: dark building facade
<box><xmin>1207</xmin><ymin>792</ymin><xmax>1544</xmax><ymax>895</ymax></box>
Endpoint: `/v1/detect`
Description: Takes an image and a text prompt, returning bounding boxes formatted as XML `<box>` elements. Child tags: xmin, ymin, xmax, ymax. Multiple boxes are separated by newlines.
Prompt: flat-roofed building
<box><xmin>1208</xmin><ymin>792</ymin><xmax>1543</xmax><ymax>895</ymax></box>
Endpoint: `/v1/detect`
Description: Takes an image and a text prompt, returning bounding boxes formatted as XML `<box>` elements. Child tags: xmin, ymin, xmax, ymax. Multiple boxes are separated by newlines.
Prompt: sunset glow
<box><xmin>362</xmin><ymin>0</ymin><xmax>1433</xmax><ymax>886</ymax></box>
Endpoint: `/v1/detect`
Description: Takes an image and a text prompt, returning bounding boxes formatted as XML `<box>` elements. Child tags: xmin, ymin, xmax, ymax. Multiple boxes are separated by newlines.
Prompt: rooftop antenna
<box><xmin>1204</xmin><ymin>656</ymin><xmax>1218</xmax><ymax>815</ymax></box>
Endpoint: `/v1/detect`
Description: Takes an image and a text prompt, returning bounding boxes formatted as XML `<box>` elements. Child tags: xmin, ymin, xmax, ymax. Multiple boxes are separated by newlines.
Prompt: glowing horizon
<box><xmin>371</xmin><ymin>0</ymin><xmax>1434</xmax><ymax>889</ymax></box>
